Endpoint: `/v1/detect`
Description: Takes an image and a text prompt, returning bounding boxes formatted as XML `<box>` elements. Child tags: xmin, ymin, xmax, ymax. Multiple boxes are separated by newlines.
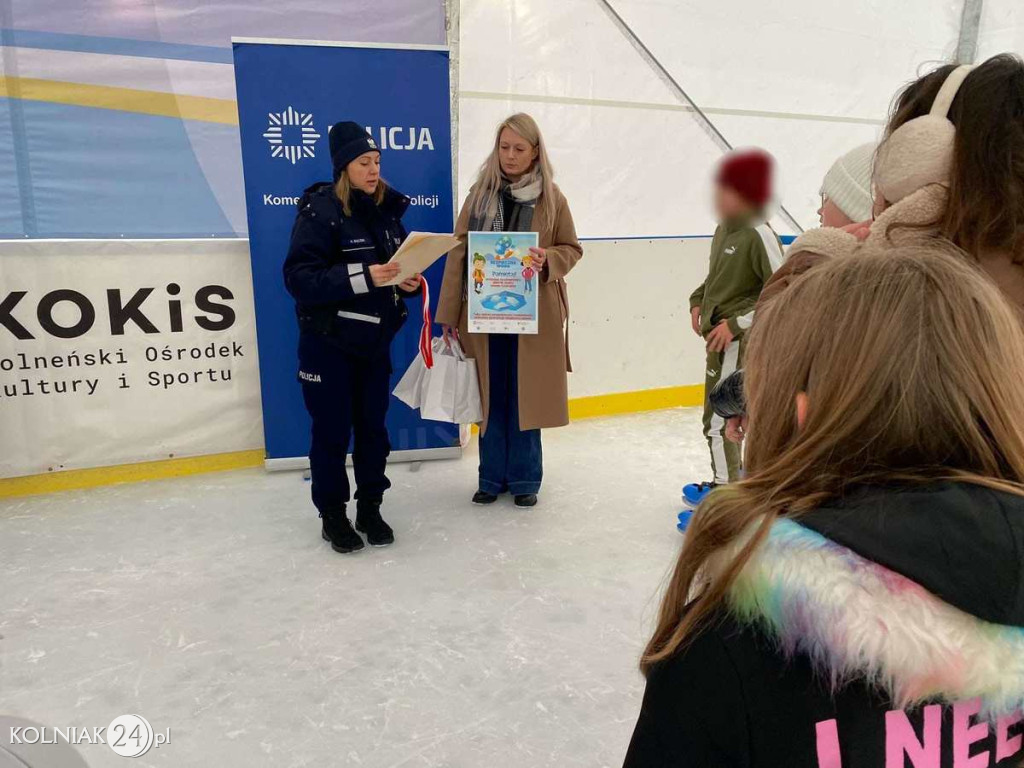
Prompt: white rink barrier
<box><xmin>0</xmin><ymin>236</ymin><xmax>712</xmax><ymax>483</ymax></box>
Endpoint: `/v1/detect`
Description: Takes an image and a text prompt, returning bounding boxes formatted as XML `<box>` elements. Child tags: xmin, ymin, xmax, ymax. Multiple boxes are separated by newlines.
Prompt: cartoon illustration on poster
<box><xmin>466</xmin><ymin>231</ymin><xmax>540</xmax><ymax>334</ymax></box>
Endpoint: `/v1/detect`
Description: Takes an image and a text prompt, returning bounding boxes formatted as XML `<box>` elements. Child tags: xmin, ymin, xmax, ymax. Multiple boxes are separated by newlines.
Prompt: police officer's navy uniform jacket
<box><xmin>284</xmin><ymin>181</ymin><xmax>415</xmax><ymax>357</ymax></box>
<box><xmin>283</xmin><ymin>181</ymin><xmax>416</xmax><ymax>512</ymax></box>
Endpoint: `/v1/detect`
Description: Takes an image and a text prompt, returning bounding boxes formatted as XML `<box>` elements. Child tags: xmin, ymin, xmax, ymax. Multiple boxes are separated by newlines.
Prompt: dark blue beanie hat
<box><xmin>329</xmin><ymin>121</ymin><xmax>380</xmax><ymax>180</ymax></box>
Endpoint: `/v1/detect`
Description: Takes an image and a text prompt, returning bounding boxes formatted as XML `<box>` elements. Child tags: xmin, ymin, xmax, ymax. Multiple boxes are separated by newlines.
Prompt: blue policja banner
<box><xmin>233</xmin><ymin>40</ymin><xmax>458</xmax><ymax>464</ymax></box>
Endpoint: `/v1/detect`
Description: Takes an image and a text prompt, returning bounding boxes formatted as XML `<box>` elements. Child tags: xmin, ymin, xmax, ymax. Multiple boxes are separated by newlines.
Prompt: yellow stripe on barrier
<box><xmin>0</xmin><ymin>450</ymin><xmax>264</xmax><ymax>500</ymax></box>
<box><xmin>469</xmin><ymin>384</ymin><xmax>705</xmax><ymax>433</ymax></box>
<box><xmin>0</xmin><ymin>76</ymin><xmax>239</xmax><ymax>125</ymax></box>
<box><xmin>0</xmin><ymin>387</ymin><xmax>703</xmax><ymax>499</ymax></box>
<box><xmin>569</xmin><ymin>385</ymin><xmax>704</xmax><ymax>420</ymax></box>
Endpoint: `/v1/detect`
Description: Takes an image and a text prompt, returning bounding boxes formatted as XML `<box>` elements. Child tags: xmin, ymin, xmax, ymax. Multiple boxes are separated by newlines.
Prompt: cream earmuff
<box><xmin>874</xmin><ymin>64</ymin><xmax>974</xmax><ymax>205</ymax></box>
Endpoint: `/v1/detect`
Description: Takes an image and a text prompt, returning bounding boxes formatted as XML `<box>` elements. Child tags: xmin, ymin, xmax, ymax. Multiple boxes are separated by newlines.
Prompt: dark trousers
<box><xmin>298</xmin><ymin>332</ymin><xmax>392</xmax><ymax>513</ymax></box>
<box><xmin>479</xmin><ymin>334</ymin><xmax>543</xmax><ymax>496</ymax></box>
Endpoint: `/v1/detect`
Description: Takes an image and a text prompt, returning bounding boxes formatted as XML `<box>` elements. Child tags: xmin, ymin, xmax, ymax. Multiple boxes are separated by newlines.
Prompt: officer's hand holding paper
<box><xmin>382</xmin><ymin>232</ymin><xmax>461</xmax><ymax>286</ymax></box>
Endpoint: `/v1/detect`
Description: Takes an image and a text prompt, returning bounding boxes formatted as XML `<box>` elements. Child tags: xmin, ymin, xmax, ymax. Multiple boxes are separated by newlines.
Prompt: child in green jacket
<box><xmin>683</xmin><ymin>149</ymin><xmax>784</xmax><ymax>506</ymax></box>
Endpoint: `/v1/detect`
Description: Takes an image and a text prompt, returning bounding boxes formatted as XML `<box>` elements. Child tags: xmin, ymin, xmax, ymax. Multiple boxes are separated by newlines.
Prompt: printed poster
<box><xmin>467</xmin><ymin>231</ymin><xmax>540</xmax><ymax>334</ymax></box>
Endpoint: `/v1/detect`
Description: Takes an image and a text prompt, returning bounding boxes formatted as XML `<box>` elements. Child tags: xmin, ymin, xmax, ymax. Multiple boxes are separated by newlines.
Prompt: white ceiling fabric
<box><xmin>459</xmin><ymin>0</ymin><xmax>968</xmax><ymax>237</ymax></box>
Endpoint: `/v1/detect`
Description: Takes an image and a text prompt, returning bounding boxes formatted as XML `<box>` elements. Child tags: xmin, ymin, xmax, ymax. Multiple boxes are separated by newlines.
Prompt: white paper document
<box><xmin>383</xmin><ymin>231</ymin><xmax>461</xmax><ymax>286</ymax></box>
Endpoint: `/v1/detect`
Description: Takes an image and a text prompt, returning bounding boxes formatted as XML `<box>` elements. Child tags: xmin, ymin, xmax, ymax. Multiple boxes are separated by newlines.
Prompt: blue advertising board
<box><xmin>233</xmin><ymin>39</ymin><xmax>459</xmax><ymax>466</ymax></box>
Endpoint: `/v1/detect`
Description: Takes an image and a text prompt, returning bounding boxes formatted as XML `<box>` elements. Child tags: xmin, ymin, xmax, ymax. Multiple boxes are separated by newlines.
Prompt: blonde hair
<box><xmin>334</xmin><ymin>173</ymin><xmax>386</xmax><ymax>217</ymax></box>
<box><xmin>471</xmin><ymin>113</ymin><xmax>557</xmax><ymax>227</ymax></box>
<box><xmin>642</xmin><ymin>244</ymin><xmax>1024</xmax><ymax>674</ymax></box>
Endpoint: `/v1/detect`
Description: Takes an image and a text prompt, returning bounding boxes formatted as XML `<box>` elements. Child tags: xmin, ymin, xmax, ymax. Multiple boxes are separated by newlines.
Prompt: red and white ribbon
<box><xmin>417</xmin><ymin>275</ymin><xmax>434</xmax><ymax>369</ymax></box>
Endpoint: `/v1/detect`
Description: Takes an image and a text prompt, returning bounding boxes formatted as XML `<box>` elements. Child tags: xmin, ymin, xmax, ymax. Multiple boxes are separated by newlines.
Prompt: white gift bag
<box><xmin>453</xmin><ymin>341</ymin><xmax>483</xmax><ymax>424</ymax></box>
<box><xmin>396</xmin><ymin>337</ymin><xmax>482</xmax><ymax>425</ymax></box>
<box><xmin>393</xmin><ymin>275</ymin><xmax>434</xmax><ymax>410</ymax></box>
<box><xmin>421</xmin><ymin>338</ymin><xmax>459</xmax><ymax>422</ymax></box>
<box><xmin>391</xmin><ymin>276</ymin><xmax>482</xmax><ymax>424</ymax></box>
<box><xmin>393</xmin><ymin>347</ymin><xmax>428</xmax><ymax>409</ymax></box>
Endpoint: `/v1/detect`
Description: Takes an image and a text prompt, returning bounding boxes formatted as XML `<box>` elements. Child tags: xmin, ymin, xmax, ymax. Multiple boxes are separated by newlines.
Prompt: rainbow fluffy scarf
<box><xmin>721</xmin><ymin>518</ymin><xmax>1024</xmax><ymax>720</ymax></box>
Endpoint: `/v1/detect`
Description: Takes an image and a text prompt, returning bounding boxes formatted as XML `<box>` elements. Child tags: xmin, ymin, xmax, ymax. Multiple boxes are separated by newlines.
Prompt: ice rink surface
<box><xmin>0</xmin><ymin>409</ymin><xmax>710</xmax><ymax>768</ymax></box>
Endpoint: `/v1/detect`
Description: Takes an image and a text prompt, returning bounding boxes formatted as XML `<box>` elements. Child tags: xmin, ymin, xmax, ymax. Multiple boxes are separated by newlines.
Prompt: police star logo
<box><xmin>263</xmin><ymin>107</ymin><xmax>322</xmax><ymax>164</ymax></box>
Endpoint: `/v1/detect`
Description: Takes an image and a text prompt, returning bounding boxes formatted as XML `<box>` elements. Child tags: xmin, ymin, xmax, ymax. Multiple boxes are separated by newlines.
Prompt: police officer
<box><xmin>283</xmin><ymin>121</ymin><xmax>421</xmax><ymax>554</ymax></box>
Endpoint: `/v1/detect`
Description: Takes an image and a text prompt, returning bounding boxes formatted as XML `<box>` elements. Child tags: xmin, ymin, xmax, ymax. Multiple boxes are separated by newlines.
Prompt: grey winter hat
<box><xmin>821</xmin><ymin>143</ymin><xmax>875</xmax><ymax>223</ymax></box>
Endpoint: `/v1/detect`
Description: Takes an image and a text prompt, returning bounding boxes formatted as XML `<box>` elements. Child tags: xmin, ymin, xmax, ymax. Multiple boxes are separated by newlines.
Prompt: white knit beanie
<box><xmin>821</xmin><ymin>143</ymin><xmax>876</xmax><ymax>223</ymax></box>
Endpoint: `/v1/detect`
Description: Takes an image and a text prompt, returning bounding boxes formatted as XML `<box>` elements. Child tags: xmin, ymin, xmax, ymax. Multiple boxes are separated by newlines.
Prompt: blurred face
<box><xmin>346</xmin><ymin>151</ymin><xmax>381</xmax><ymax>193</ymax></box>
<box><xmin>714</xmin><ymin>184</ymin><xmax>752</xmax><ymax>220</ymax></box>
<box><xmin>818</xmin><ymin>195</ymin><xmax>854</xmax><ymax>228</ymax></box>
<box><xmin>498</xmin><ymin>127</ymin><xmax>538</xmax><ymax>180</ymax></box>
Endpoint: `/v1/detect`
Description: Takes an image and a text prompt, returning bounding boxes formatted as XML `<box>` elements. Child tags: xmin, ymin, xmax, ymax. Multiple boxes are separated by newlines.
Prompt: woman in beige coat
<box><xmin>436</xmin><ymin>113</ymin><xmax>582</xmax><ymax>507</ymax></box>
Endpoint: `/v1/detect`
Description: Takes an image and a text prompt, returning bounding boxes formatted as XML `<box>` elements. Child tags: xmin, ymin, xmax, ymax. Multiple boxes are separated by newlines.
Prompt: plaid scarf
<box><xmin>490</xmin><ymin>197</ymin><xmax>505</xmax><ymax>232</ymax></box>
<box><xmin>486</xmin><ymin>168</ymin><xmax>543</xmax><ymax>232</ymax></box>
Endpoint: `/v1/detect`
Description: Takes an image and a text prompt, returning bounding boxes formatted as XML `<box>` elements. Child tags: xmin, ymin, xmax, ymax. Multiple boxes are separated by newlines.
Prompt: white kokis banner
<box><xmin>0</xmin><ymin>239</ymin><xmax>263</xmax><ymax>478</ymax></box>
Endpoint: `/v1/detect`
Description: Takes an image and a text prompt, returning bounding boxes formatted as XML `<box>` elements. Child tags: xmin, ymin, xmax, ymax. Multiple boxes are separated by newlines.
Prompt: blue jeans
<box><xmin>479</xmin><ymin>334</ymin><xmax>543</xmax><ymax>495</ymax></box>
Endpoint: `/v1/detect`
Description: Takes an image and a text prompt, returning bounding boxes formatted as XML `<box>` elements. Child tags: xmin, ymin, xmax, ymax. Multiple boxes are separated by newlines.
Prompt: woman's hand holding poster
<box><xmin>467</xmin><ymin>231</ymin><xmax>540</xmax><ymax>334</ymax></box>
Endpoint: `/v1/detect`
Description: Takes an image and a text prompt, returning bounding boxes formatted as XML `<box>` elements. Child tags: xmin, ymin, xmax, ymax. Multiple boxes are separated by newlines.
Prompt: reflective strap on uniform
<box><xmin>350</xmin><ymin>270</ymin><xmax>369</xmax><ymax>295</ymax></box>
<box><xmin>347</xmin><ymin>262</ymin><xmax>363</xmax><ymax>275</ymax></box>
<box><xmin>337</xmin><ymin>310</ymin><xmax>380</xmax><ymax>325</ymax></box>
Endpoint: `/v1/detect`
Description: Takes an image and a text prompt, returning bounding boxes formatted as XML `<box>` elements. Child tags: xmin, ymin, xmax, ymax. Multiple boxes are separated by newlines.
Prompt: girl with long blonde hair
<box><xmin>436</xmin><ymin>114</ymin><xmax>582</xmax><ymax>508</ymax></box>
<box><xmin>625</xmin><ymin>245</ymin><xmax>1024</xmax><ymax>767</ymax></box>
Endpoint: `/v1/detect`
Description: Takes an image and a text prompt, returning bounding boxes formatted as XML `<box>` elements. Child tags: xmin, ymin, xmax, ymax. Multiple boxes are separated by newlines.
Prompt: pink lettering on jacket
<box><xmin>815</xmin><ymin>718</ymin><xmax>842</xmax><ymax>768</ymax></box>
<box><xmin>818</xmin><ymin>700</ymin><xmax>1024</xmax><ymax>768</ymax></box>
<box><xmin>995</xmin><ymin>711</ymin><xmax>1023</xmax><ymax>762</ymax></box>
<box><xmin>885</xmin><ymin>705</ymin><xmax>941</xmax><ymax>768</ymax></box>
<box><xmin>953</xmin><ymin>698</ymin><xmax>989</xmax><ymax>768</ymax></box>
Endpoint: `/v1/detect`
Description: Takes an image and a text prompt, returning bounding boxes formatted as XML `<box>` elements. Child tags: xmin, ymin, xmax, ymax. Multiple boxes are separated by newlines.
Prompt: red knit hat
<box><xmin>716</xmin><ymin>149</ymin><xmax>774</xmax><ymax>207</ymax></box>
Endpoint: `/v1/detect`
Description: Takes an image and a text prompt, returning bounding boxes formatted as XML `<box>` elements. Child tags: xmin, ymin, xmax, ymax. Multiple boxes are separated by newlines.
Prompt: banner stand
<box><xmin>233</xmin><ymin>38</ymin><xmax>460</xmax><ymax>470</ymax></box>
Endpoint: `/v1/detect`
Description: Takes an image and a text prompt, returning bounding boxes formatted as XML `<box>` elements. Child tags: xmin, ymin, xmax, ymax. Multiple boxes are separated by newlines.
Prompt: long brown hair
<box><xmin>883</xmin><ymin>54</ymin><xmax>1024</xmax><ymax>263</ymax></box>
<box><xmin>470</xmin><ymin>113</ymin><xmax>557</xmax><ymax>226</ymax></box>
<box><xmin>642</xmin><ymin>245</ymin><xmax>1024</xmax><ymax>674</ymax></box>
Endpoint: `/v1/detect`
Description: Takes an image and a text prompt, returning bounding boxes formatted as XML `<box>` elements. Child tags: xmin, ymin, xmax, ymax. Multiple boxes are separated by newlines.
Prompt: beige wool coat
<box><xmin>435</xmin><ymin>184</ymin><xmax>583</xmax><ymax>434</ymax></box>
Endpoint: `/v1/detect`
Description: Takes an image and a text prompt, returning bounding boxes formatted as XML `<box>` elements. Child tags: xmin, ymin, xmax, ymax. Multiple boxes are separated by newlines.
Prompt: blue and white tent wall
<box><xmin>0</xmin><ymin>0</ymin><xmax>446</xmax><ymax>238</ymax></box>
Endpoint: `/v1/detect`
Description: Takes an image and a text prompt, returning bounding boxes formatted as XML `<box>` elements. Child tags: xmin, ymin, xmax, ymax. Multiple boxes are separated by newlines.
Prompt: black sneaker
<box><xmin>472</xmin><ymin>491</ymin><xmax>498</xmax><ymax>505</ymax></box>
<box><xmin>320</xmin><ymin>508</ymin><xmax>364</xmax><ymax>554</ymax></box>
<box><xmin>514</xmin><ymin>494</ymin><xmax>538</xmax><ymax>508</ymax></box>
<box><xmin>355</xmin><ymin>500</ymin><xmax>395</xmax><ymax>547</ymax></box>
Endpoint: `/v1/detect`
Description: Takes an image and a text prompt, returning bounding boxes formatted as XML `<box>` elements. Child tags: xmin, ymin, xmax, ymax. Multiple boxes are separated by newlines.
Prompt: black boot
<box><xmin>355</xmin><ymin>500</ymin><xmax>395</xmax><ymax>547</ymax></box>
<box><xmin>320</xmin><ymin>507</ymin><xmax>364</xmax><ymax>554</ymax></box>
<box><xmin>514</xmin><ymin>494</ymin><xmax>538</xmax><ymax>508</ymax></box>
<box><xmin>472</xmin><ymin>491</ymin><xmax>498</xmax><ymax>505</ymax></box>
